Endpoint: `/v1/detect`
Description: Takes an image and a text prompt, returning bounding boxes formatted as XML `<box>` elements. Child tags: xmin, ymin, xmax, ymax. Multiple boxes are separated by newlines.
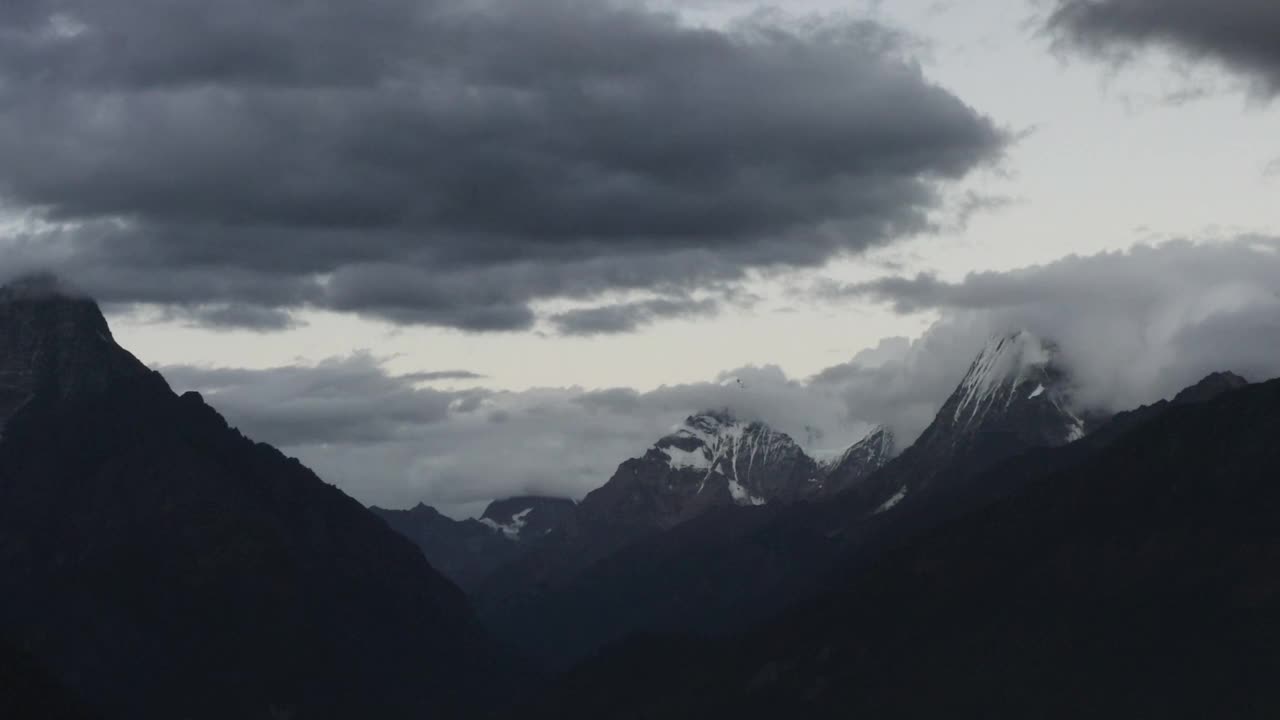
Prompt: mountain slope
<box><xmin>527</xmin><ymin>376</ymin><xmax>1280</xmax><ymax>719</ymax></box>
<box><xmin>0</xmin><ymin>280</ymin><xmax>502</xmax><ymax>719</ymax></box>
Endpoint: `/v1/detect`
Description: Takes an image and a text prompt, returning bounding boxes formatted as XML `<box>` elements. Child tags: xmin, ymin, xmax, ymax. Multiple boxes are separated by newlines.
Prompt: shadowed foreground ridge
<box><xmin>0</xmin><ymin>279</ymin><xmax>503</xmax><ymax>719</ymax></box>
<box><xmin>527</xmin><ymin>376</ymin><xmax>1280</xmax><ymax>718</ymax></box>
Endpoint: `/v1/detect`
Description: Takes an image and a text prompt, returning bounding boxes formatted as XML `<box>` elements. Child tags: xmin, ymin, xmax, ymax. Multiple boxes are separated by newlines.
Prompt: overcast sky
<box><xmin>2</xmin><ymin>0</ymin><xmax>1278</xmax><ymax>516</ymax></box>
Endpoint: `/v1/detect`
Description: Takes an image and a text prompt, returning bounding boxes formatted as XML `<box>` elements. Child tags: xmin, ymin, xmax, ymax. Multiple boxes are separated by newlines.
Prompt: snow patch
<box><xmin>875</xmin><ymin>487</ymin><xmax>908</xmax><ymax>514</ymax></box>
<box><xmin>728</xmin><ymin>479</ymin><xmax>766</xmax><ymax>506</ymax></box>
<box><xmin>1029</xmin><ymin>384</ymin><xmax>1045</xmax><ymax>399</ymax></box>
<box><xmin>480</xmin><ymin>507</ymin><xmax>534</xmax><ymax>539</ymax></box>
<box><xmin>662</xmin><ymin>445</ymin><xmax>711</xmax><ymax>470</ymax></box>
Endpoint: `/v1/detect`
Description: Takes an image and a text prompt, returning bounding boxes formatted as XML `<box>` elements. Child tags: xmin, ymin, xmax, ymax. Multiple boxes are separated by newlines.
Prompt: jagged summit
<box><xmin>0</xmin><ymin>276</ymin><xmax>153</xmax><ymax>432</ymax></box>
<box><xmin>923</xmin><ymin>329</ymin><xmax>1090</xmax><ymax>459</ymax></box>
<box><xmin>949</xmin><ymin>331</ymin><xmax>1081</xmax><ymax>439</ymax></box>
<box><xmin>1173</xmin><ymin>371</ymin><xmax>1249</xmax><ymax>405</ymax></box>
<box><xmin>833</xmin><ymin>330</ymin><xmax>1100</xmax><ymax>516</ymax></box>
<box><xmin>648</xmin><ymin>410</ymin><xmax>816</xmax><ymax>506</ymax></box>
<box><xmin>0</xmin><ymin>277</ymin><xmax>500</xmax><ymax>717</ymax></box>
<box><xmin>819</xmin><ymin>425</ymin><xmax>897</xmax><ymax>495</ymax></box>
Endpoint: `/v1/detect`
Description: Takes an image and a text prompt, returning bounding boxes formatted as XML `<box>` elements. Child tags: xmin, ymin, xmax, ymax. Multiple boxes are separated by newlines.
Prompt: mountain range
<box><xmin>525</xmin><ymin>370</ymin><xmax>1280</xmax><ymax>718</ymax></box>
<box><xmin>3</xmin><ymin>276</ymin><xmax>1279</xmax><ymax>718</ymax></box>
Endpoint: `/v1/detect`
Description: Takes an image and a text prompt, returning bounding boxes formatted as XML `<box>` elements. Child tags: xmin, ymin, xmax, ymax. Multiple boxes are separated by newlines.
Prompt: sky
<box><xmin>2</xmin><ymin>0</ymin><xmax>1278</xmax><ymax>516</ymax></box>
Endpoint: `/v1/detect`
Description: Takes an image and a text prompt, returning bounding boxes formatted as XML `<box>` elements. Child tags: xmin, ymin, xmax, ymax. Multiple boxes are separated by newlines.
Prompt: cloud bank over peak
<box><xmin>157</xmin><ymin>239</ymin><xmax>1280</xmax><ymax>515</ymax></box>
<box><xmin>0</xmin><ymin>0</ymin><xmax>1005</xmax><ymax>333</ymax></box>
<box><xmin>162</xmin><ymin>355</ymin><xmax>873</xmax><ymax>516</ymax></box>
<box><xmin>828</xmin><ymin>237</ymin><xmax>1280</xmax><ymax>414</ymax></box>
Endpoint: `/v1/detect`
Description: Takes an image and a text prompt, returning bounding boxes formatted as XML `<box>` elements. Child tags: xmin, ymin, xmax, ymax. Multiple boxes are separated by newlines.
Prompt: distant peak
<box><xmin>824</xmin><ymin>424</ymin><xmax>896</xmax><ymax>469</ymax></box>
<box><xmin>481</xmin><ymin>496</ymin><xmax>574</xmax><ymax>520</ymax></box>
<box><xmin>1173</xmin><ymin>372</ymin><xmax>1249</xmax><ymax>405</ymax></box>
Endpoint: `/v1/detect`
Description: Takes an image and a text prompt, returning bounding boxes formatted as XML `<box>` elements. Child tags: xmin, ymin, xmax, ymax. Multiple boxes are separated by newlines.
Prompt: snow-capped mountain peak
<box><xmin>954</xmin><ymin>331</ymin><xmax>1052</xmax><ymax>421</ymax></box>
<box><xmin>818</xmin><ymin>425</ymin><xmax>898</xmax><ymax>495</ymax></box>
<box><xmin>652</xmin><ymin>411</ymin><xmax>808</xmax><ymax>506</ymax></box>
<box><xmin>941</xmin><ymin>331</ymin><xmax>1087</xmax><ymax>441</ymax></box>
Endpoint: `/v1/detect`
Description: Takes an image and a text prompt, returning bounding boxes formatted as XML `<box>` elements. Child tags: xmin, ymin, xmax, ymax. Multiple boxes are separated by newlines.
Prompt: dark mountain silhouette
<box><xmin>0</xmin><ymin>636</ymin><xmax>97</xmax><ymax>719</ymax></box>
<box><xmin>525</xmin><ymin>375</ymin><xmax>1280</xmax><ymax>718</ymax></box>
<box><xmin>0</xmin><ymin>278</ymin><xmax>503</xmax><ymax>719</ymax></box>
<box><xmin>371</xmin><ymin>496</ymin><xmax>574</xmax><ymax>592</ymax></box>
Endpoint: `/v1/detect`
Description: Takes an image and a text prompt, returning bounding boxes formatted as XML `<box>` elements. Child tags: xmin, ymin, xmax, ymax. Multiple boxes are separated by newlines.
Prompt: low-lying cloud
<box><xmin>828</xmin><ymin>237</ymin><xmax>1280</xmax><ymax>415</ymax></box>
<box><xmin>163</xmin><ymin>239</ymin><xmax>1280</xmax><ymax>516</ymax></box>
<box><xmin>163</xmin><ymin>356</ymin><xmax>874</xmax><ymax>516</ymax></box>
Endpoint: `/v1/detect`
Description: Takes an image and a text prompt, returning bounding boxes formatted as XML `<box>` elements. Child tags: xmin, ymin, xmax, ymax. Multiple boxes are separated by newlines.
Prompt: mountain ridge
<box><xmin>0</xmin><ymin>279</ymin><xmax>507</xmax><ymax>719</ymax></box>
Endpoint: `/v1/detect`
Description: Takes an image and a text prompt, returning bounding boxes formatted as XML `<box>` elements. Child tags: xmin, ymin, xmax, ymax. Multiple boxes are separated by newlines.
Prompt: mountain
<box><xmin>475</xmin><ymin>337</ymin><xmax>1090</xmax><ymax>669</ymax></box>
<box><xmin>0</xmin><ymin>279</ymin><xmax>503</xmax><ymax>719</ymax></box>
<box><xmin>371</xmin><ymin>496</ymin><xmax>575</xmax><ymax>592</ymax></box>
<box><xmin>833</xmin><ymin>331</ymin><xmax>1101</xmax><ymax>519</ymax></box>
<box><xmin>0</xmin><ymin>275</ymin><xmax>152</xmax><ymax>433</ymax></box>
<box><xmin>479</xmin><ymin>412</ymin><xmax>821</xmax><ymax>596</ymax></box>
<box><xmin>591</xmin><ymin>410</ymin><xmax>821</xmax><ymax>523</ymax></box>
<box><xmin>1173</xmin><ymin>370</ymin><xmax>1248</xmax><ymax>404</ymax></box>
<box><xmin>815</xmin><ymin>425</ymin><xmax>896</xmax><ymax>496</ymax></box>
<box><xmin>525</xmin><ymin>374</ymin><xmax>1280</xmax><ymax>719</ymax></box>
<box><xmin>480</xmin><ymin>496</ymin><xmax>576</xmax><ymax>540</ymax></box>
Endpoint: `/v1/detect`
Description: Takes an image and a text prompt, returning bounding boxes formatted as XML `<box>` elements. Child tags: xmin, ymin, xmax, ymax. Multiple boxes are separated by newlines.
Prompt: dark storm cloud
<box><xmin>170</xmin><ymin>304</ymin><xmax>304</xmax><ymax>332</ymax></box>
<box><xmin>400</xmin><ymin>370</ymin><xmax>487</xmax><ymax>383</ymax></box>
<box><xmin>1047</xmin><ymin>0</ymin><xmax>1280</xmax><ymax>95</ymax></box>
<box><xmin>551</xmin><ymin>297</ymin><xmax>719</xmax><ymax>336</ymax></box>
<box><xmin>0</xmin><ymin>0</ymin><xmax>1005</xmax><ymax>331</ymax></box>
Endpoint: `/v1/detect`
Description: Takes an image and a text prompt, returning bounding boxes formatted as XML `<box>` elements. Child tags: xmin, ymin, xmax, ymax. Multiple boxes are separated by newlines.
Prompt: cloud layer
<box><xmin>1048</xmin><ymin>0</ymin><xmax>1280</xmax><ymax>96</ymax></box>
<box><xmin>163</xmin><ymin>355</ymin><xmax>871</xmax><ymax>516</ymax></box>
<box><xmin>0</xmin><ymin>0</ymin><xmax>1003</xmax><ymax>331</ymax></box>
<box><xmin>161</xmin><ymin>239</ymin><xmax>1280</xmax><ymax>515</ymax></box>
<box><xmin>831</xmin><ymin>237</ymin><xmax>1280</xmax><ymax>415</ymax></box>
